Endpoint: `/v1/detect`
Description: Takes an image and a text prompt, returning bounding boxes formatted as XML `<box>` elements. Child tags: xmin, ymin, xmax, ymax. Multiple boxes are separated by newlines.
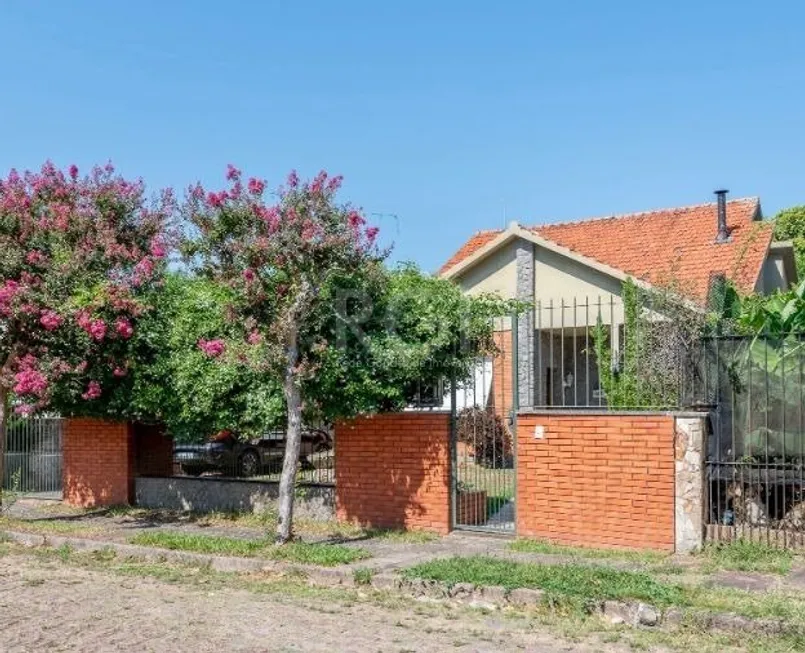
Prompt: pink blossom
<box><xmin>68</xmin><ymin>164</ymin><xmax>79</xmax><ymax>180</ymax></box>
<box><xmin>113</xmin><ymin>366</ymin><xmax>128</xmax><ymax>378</ymax></box>
<box><xmin>327</xmin><ymin>175</ymin><xmax>344</xmax><ymax>192</ymax></box>
<box><xmin>14</xmin><ymin>368</ymin><xmax>48</xmax><ymax>397</ymax></box>
<box><xmin>115</xmin><ymin>317</ymin><xmax>134</xmax><ymax>339</ymax></box>
<box><xmin>81</xmin><ymin>380</ymin><xmax>102</xmax><ymax>400</ymax></box>
<box><xmin>198</xmin><ymin>338</ymin><xmax>225</xmax><ymax>358</ymax></box>
<box><xmin>310</xmin><ymin>171</ymin><xmax>327</xmax><ymax>194</ymax></box>
<box><xmin>75</xmin><ymin>309</ymin><xmax>93</xmax><ymax>331</ymax></box>
<box><xmin>14</xmin><ymin>403</ymin><xmax>35</xmax><ymax>416</ymax></box>
<box><xmin>226</xmin><ymin>164</ymin><xmax>241</xmax><ymax>182</ymax></box>
<box><xmin>89</xmin><ymin>319</ymin><xmax>107</xmax><ymax>341</ymax></box>
<box><xmin>247</xmin><ymin>177</ymin><xmax>265</xmax><ymax>195</ymax></box>
<box><xmin>348</xmin><ymin>211</ymin><xmax>365</xmax><ymax>229</ymax></box>
<box><xmin>247</xmin><ymin>330</ymin><xmax>261</xmax><ymax>345</ymax></box>
<box><xmin>25</xmin><ymin>250</ymin><xmax>47</xmax><ymax>265</ymax></box>
<box><xmin>74</xmin><ymin>360</ymin><xmax>88</xmax><ymax>374</ymax></box>
<box><xmin>365</xmin><ymin>226</ymin><xmax>380</xmax><ymax>243</ymax></box>
<box><xmin>301</xmin><ymin>222</ymin><xmax>318</xmax><ymax>240</ymax></box>
<box><xmin>133</xmin><ymin>257</ymin><xmax>155</xmax><ymax>286</ymax></box>
<box><xmin>242</xmin><ymin>268</ymin><xmax>256</xmax><ymax>282</ymax></box>
<box><xmin>207</xmin><ymin>191</ymin><xmax>225</xmax><ymax>208</ymax></box>
<box><xmin>287</xmin><ymin>170</ymin><xmax>299</xmax><ymax>188</ymax></box>
<box><xmin>0</xmin><ymin>279</ymin><xmax>20</xmax><ymax>305</ymax></box>
<box><xmin>40</xmin><ymin>310</ymin><xmax>63</xmax><ymax>331</ymax></box>
<box><xmin>149</xmin><ymin>238</ymin><xmax>167</xmax><ymax>259</ymax></box>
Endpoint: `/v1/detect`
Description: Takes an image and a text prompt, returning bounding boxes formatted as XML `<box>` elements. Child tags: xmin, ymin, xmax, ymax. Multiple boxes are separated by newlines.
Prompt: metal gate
<box><xmin>452</xmin><ymin>316</ymin><xmax>517</xmax><ymax>533</ymax></box>
<box><xmin>3</xmin><ymin>417</ymin><xmax>63</xmax><ymax>498</ymax></box>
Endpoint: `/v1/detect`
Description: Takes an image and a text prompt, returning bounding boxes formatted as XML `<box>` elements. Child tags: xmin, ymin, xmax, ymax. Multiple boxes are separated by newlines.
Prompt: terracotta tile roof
<box><xmin>440</xmin><ymin>198</ymin><xmax>773</xmax><ymax>303</ymax></box>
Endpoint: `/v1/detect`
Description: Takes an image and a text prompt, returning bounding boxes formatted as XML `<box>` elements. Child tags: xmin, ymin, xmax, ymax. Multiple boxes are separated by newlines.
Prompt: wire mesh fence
<box><xmin>172</xmin><ymin>428</ymin><xmax>335</xmax><ymax>484</ymax></box>
<box><xmin>2</xmin><ymin>417</ymin><xmax>63</xmax><ymax>496</ymax></box>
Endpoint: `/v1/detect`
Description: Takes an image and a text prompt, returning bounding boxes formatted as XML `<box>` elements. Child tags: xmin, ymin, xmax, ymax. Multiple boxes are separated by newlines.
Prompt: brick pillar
<box><xmin>674</xmin><ymin>414</ymin><xmax>707</xmax><ymax>553</ymax></box>
<box><xmin>335</xmin><ymin>412</ymin><xmax>452</xmax><ymax>534</ymax></box>
<box><xmin>63</xmin><ymin>418</ymin><xmax>134</xmax><ymax>507</ymax></box>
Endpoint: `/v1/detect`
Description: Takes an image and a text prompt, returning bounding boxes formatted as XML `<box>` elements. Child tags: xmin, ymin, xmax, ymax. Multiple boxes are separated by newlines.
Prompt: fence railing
<box><xmin>703</xmin><ymin>334</ymin><xmax>805</xmax><ymax>543</ymax></box>
<box><xmin>518</xmin><ymin>295</ymin><xmax>704</xmax><ymax>410</ymax></box>
<box><xmin>2</xmin><ymin>417</ymin><xmax>63</xmax><ymax>495</ymax></box>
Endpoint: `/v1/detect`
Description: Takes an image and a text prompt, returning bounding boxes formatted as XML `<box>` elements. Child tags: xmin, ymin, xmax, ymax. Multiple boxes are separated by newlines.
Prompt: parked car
<box><xmin>173</xmin><ymin>428</ymin><xmax>333</xmax><ymax>478</ymax></box>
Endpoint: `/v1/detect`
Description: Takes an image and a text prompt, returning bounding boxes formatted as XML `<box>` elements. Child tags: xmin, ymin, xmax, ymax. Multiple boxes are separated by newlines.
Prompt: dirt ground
<box><xmin>0</xmin><ymin>551</ymin><xmax>623</xmax><ymax>653</ymax></box>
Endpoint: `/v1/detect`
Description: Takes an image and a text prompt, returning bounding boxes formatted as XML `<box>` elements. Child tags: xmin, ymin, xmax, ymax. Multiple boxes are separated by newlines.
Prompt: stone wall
<box><xmin>135</xmin><ymin>477</ymin><xmax>334</xmax><ymax>521</ymax></box>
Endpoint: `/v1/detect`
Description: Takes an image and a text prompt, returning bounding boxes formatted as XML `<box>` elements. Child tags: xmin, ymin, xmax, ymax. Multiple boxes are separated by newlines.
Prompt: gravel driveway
<box><xmin>0</xmin><ymin>551</ymin><xmax>622</xmax><ymax>653</ymax></box>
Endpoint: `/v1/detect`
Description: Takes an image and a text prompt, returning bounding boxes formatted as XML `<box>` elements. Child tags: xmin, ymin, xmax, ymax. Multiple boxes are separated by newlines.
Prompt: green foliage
<box><xmin>129</xmin><ymin>531</ymin><xmax>371</xmax><ymax>566</ymax></box>
<box><xmin>773</xmin><ymin>205</ymin><xmax>805</xmax><ymax>279</ymax></box>
<box><xmin>508</xmin><ymin>538</ymin><xmax>666</xmax><ymax>563</ymax></box>
<box><xmin>303</xmin><ymin>263</ymin><xmax>517</xmax><ymax>421</ymax></box>
<box><xmin>403</xmin><ymin>555</ymin><xmax>685</xmax><ymax>606</ymax></box>
<box><xmin>700</xmin><ymin>541</ymin><xmax>794</xmax><ymax>575</ymax></box>
<box><xmin>54</xmin><ymin>273</ymin><xmax>284</xmax><ymax>441</ymax></box>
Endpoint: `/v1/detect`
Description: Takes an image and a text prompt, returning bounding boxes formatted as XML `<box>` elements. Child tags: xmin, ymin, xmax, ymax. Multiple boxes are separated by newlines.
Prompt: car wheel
<box><xmin>239</xmin><ymin>450</ymin><xmax>261</xmax><ymax>478</ymax></box>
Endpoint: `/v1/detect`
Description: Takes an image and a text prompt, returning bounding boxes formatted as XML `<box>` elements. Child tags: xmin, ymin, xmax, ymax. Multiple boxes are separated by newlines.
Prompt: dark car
<box><xmin>173</xmin><ymin>428</ymin><xmax>333</xmax><ymax>478</ymax></box>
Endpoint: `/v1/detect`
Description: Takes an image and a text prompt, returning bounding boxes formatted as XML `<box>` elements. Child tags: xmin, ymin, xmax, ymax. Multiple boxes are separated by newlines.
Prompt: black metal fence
<box><xmin>518</xmin><ymin>295</ymin><xmax>704</xmax><ymax>410</ymax></box>
<box><xmin>452</xmin><ymin>317</ymin><xmax>516</xmax><ymax>533</ymax></box>
<box><xmin>703</xmin><ymin>334</ymin><xmax>805</xmax><ymax>544</ymax></box>
<box><xmin>2</xmin><ymin>417</ymin><xmax>63</xmax><ymax>496</ymax></box>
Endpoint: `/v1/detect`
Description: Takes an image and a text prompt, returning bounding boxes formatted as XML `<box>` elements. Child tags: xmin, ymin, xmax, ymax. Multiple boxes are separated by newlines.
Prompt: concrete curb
<box><xmin>1</xmin><ymin>530</ymin><xmax>796</xmax><ymax>636</ymax></box>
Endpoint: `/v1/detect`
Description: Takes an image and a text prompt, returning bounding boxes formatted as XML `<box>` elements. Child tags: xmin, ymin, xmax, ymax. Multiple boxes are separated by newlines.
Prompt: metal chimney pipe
<box><xmin>714</xmin><ymin>189</ymin><xmax>729</xmax><ymax>243</ymax></box>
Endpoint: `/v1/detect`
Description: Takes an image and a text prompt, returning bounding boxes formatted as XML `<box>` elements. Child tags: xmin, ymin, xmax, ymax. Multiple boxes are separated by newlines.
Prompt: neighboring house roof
<box><xmin>439</xmin><ymin>197</ymin><xmax>774</xmax><ymax>303</ymax></box>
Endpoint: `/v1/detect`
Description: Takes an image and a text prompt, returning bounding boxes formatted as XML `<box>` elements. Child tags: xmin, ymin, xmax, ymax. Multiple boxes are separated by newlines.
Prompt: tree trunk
<box><xmin>276</xmin><ymin>327</ymin><xmax>303</xmax><ymax>544</ymax></box>
<box><xmin>0</xmin><ymin>387</ymin><xmax>8</xmax><ymax>507</ymax></box>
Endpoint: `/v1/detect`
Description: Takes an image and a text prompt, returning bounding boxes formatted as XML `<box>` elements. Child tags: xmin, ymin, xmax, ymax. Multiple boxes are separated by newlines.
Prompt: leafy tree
<box><xmin>183</xmin><ymin>167</ymin><xmax>511</xmax><ymax>542</ymax></box>
<box><xmin>0</xmin><ymin>162</ymin><xmax>172</xmax><ymax>500</ymax></box>
<box><xmin>773</xmin><ymin>205</ymin><xmax>805</xmax><ymax>279</ymax></box>
<box><xmin>183</xmin><ymin>166</ymin><xmax>386</xmax><ymax>542</ymax></box>
<box><xmin>76</xmin><ymin>273</ymin><xmax>285</xmax><ymax>441</ymax></box>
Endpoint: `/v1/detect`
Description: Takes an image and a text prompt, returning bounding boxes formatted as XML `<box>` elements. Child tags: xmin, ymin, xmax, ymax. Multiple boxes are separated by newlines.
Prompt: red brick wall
<box><xmin>517</xmin><ymin>413</ymin><xmax>675</xmax><ymax>551</ymax></box>
<box><xmin>335</xmin><ymin>413</ymin><xmax>451</xmax><ymax>534</ymax></box>
<box><xmin>134</xmin><ymin>424</ymin><xmax>174</xmax><ymax>477</ymax></box>
<box><xmin>490</xmin><ymin>329</ymin><xmax>513</xmax><ymax>415</ymax></box>
<box><xmin>63</xmin><ymin>418</ymin><xmax>134</xmax><ymax>507</ymax></box>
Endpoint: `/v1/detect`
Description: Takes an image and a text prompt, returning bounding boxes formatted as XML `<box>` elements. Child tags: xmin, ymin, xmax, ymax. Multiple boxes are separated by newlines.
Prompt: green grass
<box><xmin>403</xmin><ymin>555</ymin><xmax>685</xmax><ymax>606</ymax></box>
<box><xmin>699</xmin><ymin>540</ymin><xmax>795</xmax><ymax>575</ymax></box>
<box><xmin>353</xmin><ymin>567</ymin><xmax>373</xmax><ymax>585</ymax></box>
<box><xmin>508</xmin><ymin>538</ymin><xmax>667</xmax><ymax>564</ymax></box>
<box><xmin>364</xmin><ymin>529</ymin><xmax>439</xmax><ymax>544</ymax></box>
<box><xmin>129</xmin><ymin>531</ymin><xmax>370</xmax><ymax>566</ymax></box>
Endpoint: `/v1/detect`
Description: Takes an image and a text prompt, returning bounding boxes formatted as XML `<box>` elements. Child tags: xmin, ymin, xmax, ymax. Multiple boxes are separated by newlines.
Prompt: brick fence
<box><xmin>63</xmin><ymin>419</ymin><xmax>174</xmax><ymax>508</ymax></box>
<box><xmin>516</xmin><ymin>412</ymin><xmax>703</xmax><ymax>552</ymax></box>
<box><xmin>335</xmin><ymin>412</ymin><xmax>452</xmax><ymax>534</ymax></box>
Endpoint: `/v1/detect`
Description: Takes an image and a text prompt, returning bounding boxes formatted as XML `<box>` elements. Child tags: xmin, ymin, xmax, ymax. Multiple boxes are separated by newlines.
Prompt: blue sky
<box><xmin>2</xmin><ymin>1</ymin><xmax>804</xmax><ymax>271</ymax></box>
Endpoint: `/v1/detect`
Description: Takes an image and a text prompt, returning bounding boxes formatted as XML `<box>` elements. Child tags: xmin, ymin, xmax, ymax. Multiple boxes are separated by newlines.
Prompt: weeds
<box><xmin>129</xmin><ymin>531</ymin><xmax>371</xmax><ymax>566</ymax></box>
<box><xmin>508</xmin><ymin>538</ymin><xmax>667</xmax><ymax>564</ymax></box>
<box><xmin>699</xmin><ymin>540</ymin><xmax>795</xmax><ymax>575</ymax></box>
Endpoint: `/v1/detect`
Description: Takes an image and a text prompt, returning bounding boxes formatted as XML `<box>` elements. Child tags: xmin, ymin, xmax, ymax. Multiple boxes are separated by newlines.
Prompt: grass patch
<box><xmin>365</xmin><ymin>529</ymin><xmax>439</xmax><ymax>544</ymax></box>
<box><xmin>404</xmin><ymin>555</ymin><xmax>685</xmax><ymax>606</ymax></box>
<box><xmin>699</xmin><ymin>540</ymin><xmax>794</xmax><ymax>575</ymax></box>
<box><xmin>509</xmin><ymin>538</ymin><xmax>667</xmax><ymax>564</ymax></box>
<box><xmin>129</xmin><ymin>530</ymin><xmax>370</xmax><ymax>566</ymax></box>
<box><xmin>353</xmin><ymin>567</ymin><xmax>373</xmax><ymax>585</ymax></box>
<box><xmin>0</xmin><ymin>516</ymin><xmax>102</xmax><ymax>537</ymax></box>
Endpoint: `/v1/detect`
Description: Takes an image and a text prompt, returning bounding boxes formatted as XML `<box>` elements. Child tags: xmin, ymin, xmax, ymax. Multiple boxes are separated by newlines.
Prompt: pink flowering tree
<box><xmin>0</xmin><ymin>162</ymin><xmax>172</xmax><ymax>500</ymax></box>
<box><xmin>183</xmin><ymin>166</ymin><xmax>383</xmax><ymax>542</ymax></box>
